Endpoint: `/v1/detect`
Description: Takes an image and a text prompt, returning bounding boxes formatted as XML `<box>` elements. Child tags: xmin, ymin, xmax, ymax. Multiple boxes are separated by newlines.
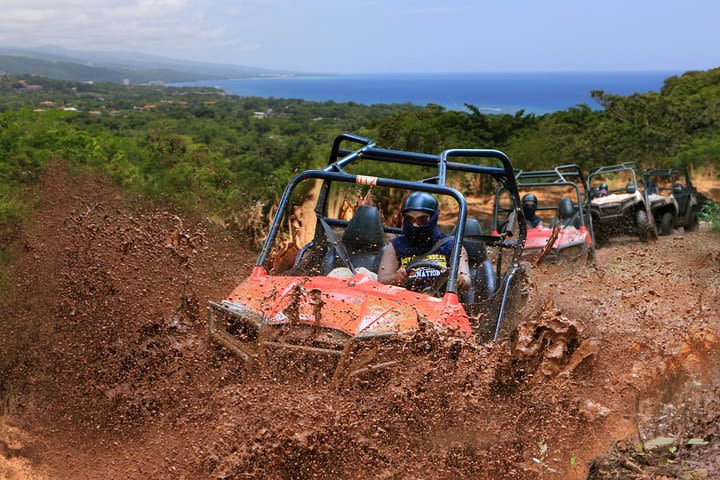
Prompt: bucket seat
<box><xmin>322</xmin><ymin>205</ymin><xmax>386</xmax><ymax>274</ymax></box>
<box><xmin>552</xmin><ymin>198</ymin><xmax>581</xmax><ymax>229</ymax></box>
<box><xmin>452</xmin><ymin>218</ymin><xmax>495</xmax><ymax>304</ymax></box>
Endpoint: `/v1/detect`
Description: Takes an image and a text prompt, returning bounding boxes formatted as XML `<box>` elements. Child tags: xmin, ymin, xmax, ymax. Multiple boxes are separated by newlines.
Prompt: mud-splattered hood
<box><xmin>223</xmin><ymin>270</ymin><xmax>471</xmax><ymax>338</ymax></box>
<box><xmin>591</xmin><ymin>191</ymin><xmax>641</xmax><ymax>206</ymax></box>
<box><xmin>525</xmin><ymin>224</ymin><xmax>591</xmax><ymax>250</ymax></box>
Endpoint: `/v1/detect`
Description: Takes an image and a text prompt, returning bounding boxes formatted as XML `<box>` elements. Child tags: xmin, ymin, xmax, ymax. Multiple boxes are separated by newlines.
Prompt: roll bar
<box><xmin>333</xmin><ymin>147</ymin><xmax>512</xmax><ymax>183</ymax></box>
<box><xmin>642</xmin><ymin>167</ymin><xmax>693</xmax><ymax>189</ymax></box>
<box><xmin>496</xmin><ymin>164</ymin><xmax>595</xmax><ymax>244</ymax></box>
<box><xmin>324</xmin><ymin>135</ymin><xmax>526</xmax><ymax>256</ymax></box>
<box><xmin>587</xmin><ymin>162</ymin><xmax>639</xmax><ymax>195</ymax></box>
<box><xmin>257</xmin><ymin>170</ymin><xmax>468</xmax><ymax>294</ymax></box>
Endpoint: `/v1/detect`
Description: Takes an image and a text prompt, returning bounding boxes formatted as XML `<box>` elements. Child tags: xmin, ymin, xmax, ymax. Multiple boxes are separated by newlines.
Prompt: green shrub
<box><xmin>700</xmin><ymin>201</ymin><xmax>720</xmax><ymax>230</ymax></box>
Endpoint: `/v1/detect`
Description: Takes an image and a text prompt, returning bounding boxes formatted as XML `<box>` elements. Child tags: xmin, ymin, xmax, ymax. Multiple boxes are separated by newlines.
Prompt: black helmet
<box><xmin>402</xmin><ymin>192</ymin><xmax>437</xmax><ymax>214</ymax></box>
<box><xmin>600</xmin><ymin>183</ymin><xmax>609</xmax><ymax>191</ymax></box>
<box><xmin>559</xmin><ymin>197</ymin><xmax>574</xmax><ymax>219</ymax></box>
<box><xmin>522</xmin><ymin>193</ymin><xmax>538</xmax><ymax>206</ymax></box>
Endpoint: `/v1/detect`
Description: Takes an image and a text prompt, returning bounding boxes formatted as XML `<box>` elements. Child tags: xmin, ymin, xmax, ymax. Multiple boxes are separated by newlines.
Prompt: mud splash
<box><xmin>0</xmin><ymin>164</ymin><xmax>719</xmax><ymax>479</ymax></box>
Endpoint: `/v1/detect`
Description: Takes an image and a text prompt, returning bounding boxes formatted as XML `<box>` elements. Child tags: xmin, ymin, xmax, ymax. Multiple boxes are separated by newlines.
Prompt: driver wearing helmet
<box><xmin>522</xmin><ymin>193</ymin><xmax>543</xmax><ymax>228</ymax></box>
<box><xmin>598</xmin><ymin>183</ymin><xmax>609</xmax><ymax>197</ymax></box>
<box><xmin>378</xmin><ymin>192</ymin><xmax>471</xmax><ymax>293</ymax></box>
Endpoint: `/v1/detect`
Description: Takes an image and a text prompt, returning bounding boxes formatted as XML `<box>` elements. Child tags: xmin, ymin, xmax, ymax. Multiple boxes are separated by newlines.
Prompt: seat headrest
<box><xmin>452</xmin><ymin>218</ymin><xmax>486</xmax><ymax>266</ymax></box>
<box><xmin>452</xmin><ymin>218</ymin><xmax>483</xmax><ymax>238</ymax></box>
<box><xmin>342</xmin><ymin>205</ymin><xmax>386</xmax><ymax>249</ymax></box>
<box><xmin>559</xmin><ymin>198</ymin><xmax>575</xmax><ymax>219</ymax></box>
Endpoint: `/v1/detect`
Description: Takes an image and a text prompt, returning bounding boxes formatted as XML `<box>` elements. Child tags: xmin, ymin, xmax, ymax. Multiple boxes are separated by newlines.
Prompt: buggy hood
<box><xmin>222</xmin><ymin>268</ymin><xmax>471</xmax><ymax>338</ymax></box>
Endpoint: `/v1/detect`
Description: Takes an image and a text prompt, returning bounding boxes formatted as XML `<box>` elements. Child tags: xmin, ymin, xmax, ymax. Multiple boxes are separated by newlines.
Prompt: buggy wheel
<box><xmin>659</xmin><ymin>212</ymin><xmax>674</xmax><ymax>236</ymax></box>
<box><xmin>637</xmin><ymin>209</ymin><xmax>657</xmax><ymax>242</ymax></box>
<box><xmin>684</xmin><ymin>211</ymin><xmax>699</xmax><ymax>232</ymax></box>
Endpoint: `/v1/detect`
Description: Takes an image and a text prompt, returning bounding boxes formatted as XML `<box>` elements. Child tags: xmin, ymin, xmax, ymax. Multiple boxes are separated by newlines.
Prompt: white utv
<box><xmin>587</xmin><ymin>162</ymin><xmax>657</xmax><ymax>244</ymax></box>
<box><xmin>643</xmin><ymin>168</ymin><xmax>700</xmax><ymax>235</ymax></box>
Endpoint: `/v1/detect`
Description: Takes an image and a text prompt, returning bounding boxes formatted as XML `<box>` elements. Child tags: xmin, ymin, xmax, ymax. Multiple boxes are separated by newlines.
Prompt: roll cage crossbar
<box><xmin>330</xmin><ymin>134</ymin><xmax>518</xmax><ymax>187</ymax></box>
<box><xmin>256</xmin><ymin>133</ymin><xmax>526</xmax><ymax>296</ymax></box>
<box><xmin>587</xmin><ymin>162</ymin><xmax>639</xmax><ymax>195</ymax></box>
<box><xmin>492</xmin><ymin>165</ymin><xmax>595</xmax><ymax>243</ymax></box>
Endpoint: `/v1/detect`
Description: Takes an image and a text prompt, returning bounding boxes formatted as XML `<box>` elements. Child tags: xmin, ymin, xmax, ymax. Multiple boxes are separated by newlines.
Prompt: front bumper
<box><xmin>208</xmin><ymin>301</ymin><xmax>405</xmax><ymax>382</ymax></box>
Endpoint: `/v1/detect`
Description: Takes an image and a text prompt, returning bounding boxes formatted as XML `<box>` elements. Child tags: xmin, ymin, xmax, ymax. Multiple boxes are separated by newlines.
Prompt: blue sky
<box><xmin>1</xmin><ymin>0</ymin><xmax>718</xmax><ymax>72</ymax></box>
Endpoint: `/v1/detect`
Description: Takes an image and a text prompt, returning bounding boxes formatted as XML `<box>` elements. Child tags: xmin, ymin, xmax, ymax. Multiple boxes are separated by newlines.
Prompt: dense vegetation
<box><xmin>1</xmin><ymin>68</ymin><xmax>719</xmax><ymax>257</ymax></box>
<box><xmin>369</xmin><ymin>70</ymin><xmax>720</xmax><ymax>173</ymax></box>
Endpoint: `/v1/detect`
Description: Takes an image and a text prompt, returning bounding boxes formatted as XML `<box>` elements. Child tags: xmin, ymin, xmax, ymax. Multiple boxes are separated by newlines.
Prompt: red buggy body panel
<box><xmin>524</xmin><ymin>224</ymin><xmax>592</xmax><ymax>250</ymax></box>
<box><xmin>223</xmin><ymin>267</ymin><xmax>471</xmax><ymax>338</ymax></box>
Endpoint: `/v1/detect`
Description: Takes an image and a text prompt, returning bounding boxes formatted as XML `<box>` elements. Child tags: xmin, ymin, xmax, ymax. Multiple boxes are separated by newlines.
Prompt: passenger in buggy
<box><xmin>598</xmin><ymin>182</ymin><xmax>609</xmax><ymax>197</ymax></box>
<box><xmin>522</xmin><ymin>193</ymin><xmax>543</xmax><ymax>228</ymax></box>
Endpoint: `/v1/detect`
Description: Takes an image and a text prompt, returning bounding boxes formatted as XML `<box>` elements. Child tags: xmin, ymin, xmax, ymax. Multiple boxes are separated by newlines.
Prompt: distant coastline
<box><xmin>171</xmin><ymin>71</ymin><xmax>676</xmax><ymax>115</ymax></box>
<box><xmin>245</xmin><ymin>72</ymin><xmax>337</xmax><ymax>79</ymax></box>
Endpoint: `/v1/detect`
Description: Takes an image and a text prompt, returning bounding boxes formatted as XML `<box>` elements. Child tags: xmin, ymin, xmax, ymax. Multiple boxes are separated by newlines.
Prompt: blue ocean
<box><xmin>173</xmin><ymin>72</ymin><xmax>676</xmax><ymax>114</ymax></box>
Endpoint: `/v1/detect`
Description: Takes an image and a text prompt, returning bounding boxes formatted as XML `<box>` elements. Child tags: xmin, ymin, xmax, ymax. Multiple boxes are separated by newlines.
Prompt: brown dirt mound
<box><xmin>0</xmin><ymin>163</ymin><xmax>254</xmax><ymax>477</ymax></box>
<box><xmin>1</xmin><ymin>164</ymin><xmax>719</xmax><ymax>479</ymax></box>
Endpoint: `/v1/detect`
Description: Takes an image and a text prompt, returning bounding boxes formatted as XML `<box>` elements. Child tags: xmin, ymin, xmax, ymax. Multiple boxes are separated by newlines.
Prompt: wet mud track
<box><xmin>1</xmin><ymin>166</ymin><xmax>719</xmax><ymax>479</ymax></box>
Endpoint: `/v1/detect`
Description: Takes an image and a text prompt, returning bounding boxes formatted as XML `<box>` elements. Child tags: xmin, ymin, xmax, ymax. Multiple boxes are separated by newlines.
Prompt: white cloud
<box><xmin>0</xmin><ymin>0</ymin><xmax>254</xmax><ymax>58</ymax></box>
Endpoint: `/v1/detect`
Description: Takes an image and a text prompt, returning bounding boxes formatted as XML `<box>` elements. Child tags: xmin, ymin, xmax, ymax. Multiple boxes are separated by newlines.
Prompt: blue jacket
<box><xmin>391</xmin><ymin>233</ymin><xmax>453</xmax><ymax>291</ymax></box>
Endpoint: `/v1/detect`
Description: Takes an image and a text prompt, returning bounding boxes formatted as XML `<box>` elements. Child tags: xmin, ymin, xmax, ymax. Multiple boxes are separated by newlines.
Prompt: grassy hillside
<box><xmin>0</xmin><ymin>68</ymin><xmax>718</xmax><ymax>260</ymax></box>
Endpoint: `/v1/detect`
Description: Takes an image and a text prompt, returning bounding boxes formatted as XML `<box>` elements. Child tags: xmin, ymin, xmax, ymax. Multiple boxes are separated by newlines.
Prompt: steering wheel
<box><xmin>405</xmin><ymin>260</ymin><xmax>450</xmax><ymax>295</ymax></box>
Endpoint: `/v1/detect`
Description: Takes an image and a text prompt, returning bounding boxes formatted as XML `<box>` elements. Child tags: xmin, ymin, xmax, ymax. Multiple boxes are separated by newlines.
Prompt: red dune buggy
<box><xmin>208</xmin><ymin>134</ymin><xmax>528</xmax><ymax>380</ymax></box>
<box><xmin>492</xmin><ymin>165</ymin><xmax>596</xmax><ymax>264</ymax></box>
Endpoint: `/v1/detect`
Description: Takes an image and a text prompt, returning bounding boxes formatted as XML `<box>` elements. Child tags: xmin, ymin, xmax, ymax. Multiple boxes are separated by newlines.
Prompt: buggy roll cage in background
<box><xmin>642</xmin><ymin>168</ymin><xmax>693</xmax><ymax>192</ymax></box>
<box><xmin>587</xmin><ymin>162</ymin><xmax>640</xmax><ymax>194</ymax></box>
<box><xmin>491</xmin><ymin>165</ymin><xmax>596</xmax><ymax>243</ymax></box>
<box><xmin>255</xmin><ymin>133</ymin><xmax>527</xmax><ymax>295</ymax></box>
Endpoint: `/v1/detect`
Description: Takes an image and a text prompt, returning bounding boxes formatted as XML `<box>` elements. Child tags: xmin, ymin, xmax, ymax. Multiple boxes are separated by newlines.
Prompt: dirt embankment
<box><xmin>1</xmin><ymin>164</ymin><xmax>719</xmax><ymax>479</ymax></box>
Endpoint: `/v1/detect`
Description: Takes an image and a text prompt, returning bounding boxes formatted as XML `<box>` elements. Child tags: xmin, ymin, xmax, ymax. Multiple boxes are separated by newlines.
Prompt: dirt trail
<box><xmin>1</xmin><ymin>165</ymin><xmax>719</xmax><ymax>479</ymax></box>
